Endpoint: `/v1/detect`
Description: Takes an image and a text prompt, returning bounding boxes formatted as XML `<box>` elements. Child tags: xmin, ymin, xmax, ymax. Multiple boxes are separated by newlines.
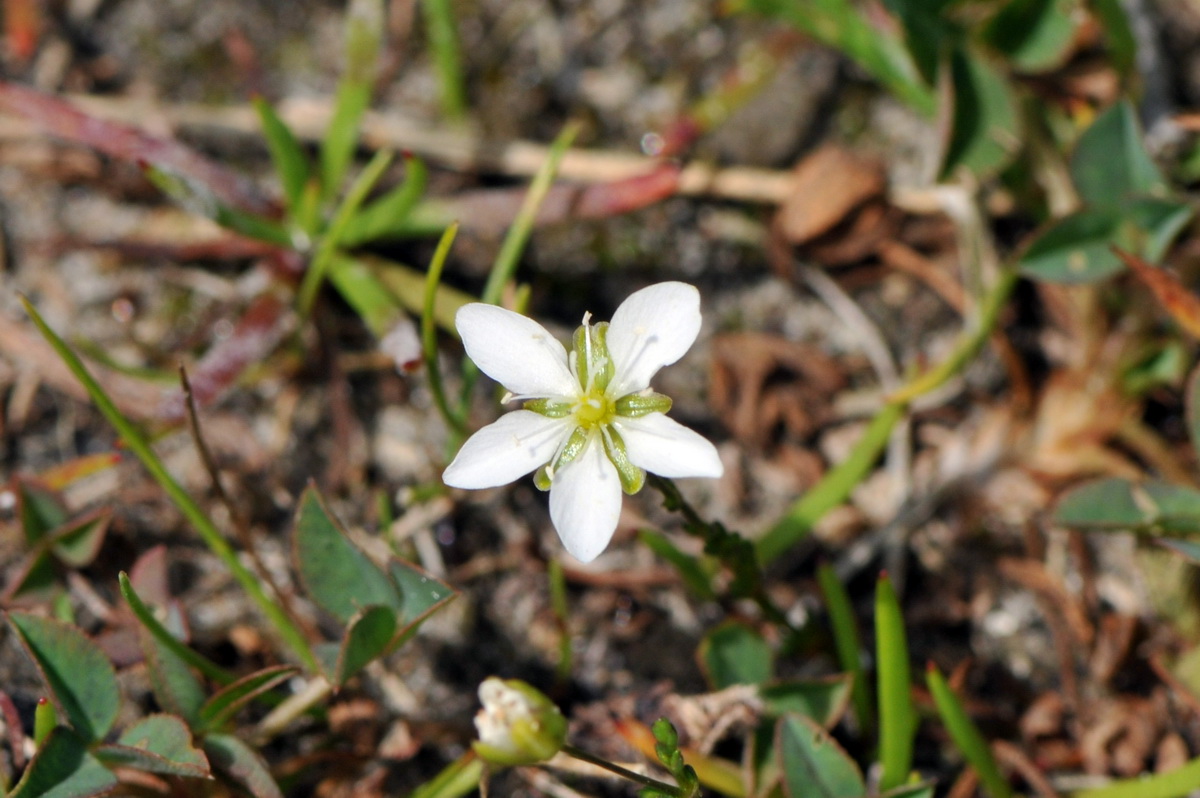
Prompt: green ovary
<box><xmin>573</xmin><ymin>392</ymin><xmax>614</xmax><ymax>427</ymax></box>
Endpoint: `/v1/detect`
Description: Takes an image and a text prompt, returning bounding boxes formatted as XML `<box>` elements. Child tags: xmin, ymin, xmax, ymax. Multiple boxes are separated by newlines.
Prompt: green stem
<box><xmin>421</xmin><ymin>0</ymin><xmax>468</xmax><ymax>122</ymax></box>
<box><xmin>758</xmin><ymin>266</ymin><xmax>1020</xmax><ymax>565</ymax></box>
<box><xmin>560</xmin><ymin>743</ymin><xmax>685</xmax><ymax>796</ymax></box>
<box><xmin>298</xmin><ymin>148</ymin><xmax>395</xmax><ymax>319</ymax></box>
<box><xmin>458</xmin><ymin>122</ymin><xmax>580</xmax><ymax>416</ymax></box>
<box><xmin>21</xmin><ymin>298</ymin><xmax>319</xmax><ymax>672</ymax></box>
<box><xmin>119</xmin><ymin>572</ymin><xmax>236</xmax><ymax>685</ymax></box>
<box><xmin>423</xmin><ymin>222</ymin><xmax>467</xmax><ymax>438</ymax></box>
<box><xmin>757</xmin><ymin>401</ymin><xmax>905</xmax><ymax>565</ymax></box>
<box><xmin>408</xmin><ymin>751</ymin><xmax>485</xmax><ymax>798</ymax></box>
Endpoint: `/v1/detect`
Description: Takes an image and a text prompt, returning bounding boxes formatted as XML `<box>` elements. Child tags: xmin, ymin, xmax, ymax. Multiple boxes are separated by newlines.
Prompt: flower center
<box><xmin>573</xmin><ymin>391</ymin><xmax>613</xmax><ymax>427</ymax></box>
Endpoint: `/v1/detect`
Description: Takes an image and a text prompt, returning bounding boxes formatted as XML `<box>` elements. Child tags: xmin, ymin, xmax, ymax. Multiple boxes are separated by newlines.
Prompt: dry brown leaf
<box><xmin>776</xmin><ymin>144</ymin><xmax>885</xmax><ymax>244</ymax></box>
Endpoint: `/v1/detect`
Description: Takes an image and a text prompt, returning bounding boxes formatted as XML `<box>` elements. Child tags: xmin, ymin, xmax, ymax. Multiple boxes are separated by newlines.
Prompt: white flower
<box><xmin>473</xmin><ymin>677</ymin><xmax>566</xmax><ymax>766</ymax></box>
<box><xmin>443</xmin><ymin>281</ymin><xmax>724</xmax><ymax>562</ymax></box>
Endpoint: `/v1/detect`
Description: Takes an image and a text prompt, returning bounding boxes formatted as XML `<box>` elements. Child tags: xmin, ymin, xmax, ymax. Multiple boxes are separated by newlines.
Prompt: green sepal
<box><xmin>602</xmin><ymin>427</ymin><xmax>645</xmax><ymax>495</ymax></box>
<box><xmin>524</xmin><ymin>398</ymin><xmax>573</xmax><ymax>418</ymax></box>
<box><xmin>572</xmin><ymin>321</ymin><xmax>613</xmax><ymax>392</ymax></box>
<box><xmin>616</xmin><ymin>391</ymin><xmax>672</xmax><ymax>417</ymax></box>
<box><xmin>551</xmin><ymin>427</ymin><xmax>589</xmax><ymax>473</ymax></box>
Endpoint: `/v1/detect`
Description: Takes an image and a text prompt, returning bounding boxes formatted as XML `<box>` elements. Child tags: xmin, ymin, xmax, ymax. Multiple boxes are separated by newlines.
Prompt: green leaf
<box><xmin>880</xmin><ymin>782</ymin><xmax>937</xmax><ymax>798</ymax></box>
<box><xmin>319</xmin><ymin>0</ymin><xmax>383</xmax><ymax>201</ymax></box>
<box><xmin>697</xmin><ymin>621</ymin><xmax>774</xmax><ymax>689</ymax></box>
<box><xmin>49</xmin><ymin>509</ymin><xmax>110</xmax><ymax>568</ymax></box>
<box><xmin>95</xmin><ymin>713</ymin><xmax>211</xmax><ymax>778</ymax></box>
<box><xmin>880</xmin><ymin>0</ymin><xmax>957</xmax><ymax>84</ymax></box>
<box><xmin>1092</xmin><ymin>0</ymin><xmax>1137</xmax><ymax>79</ymax></box>
<box><xmin>1053</xmin><ymin>478</ymin><xmax>1200</xmax><ymax>534</ymax></box>
<box><xmin>139</xmin><ymin>625</ymin><xmax>207</xmax><ymax>725</ymax></box>
<box><xmin>198</xmin><ymin>665</ymin><xmax>297</xmax><ymax>732</ymax></box>
<box><xmin>927</xmin><ymin>664</ymin><xmax>1012</xmax><ymax>798</ymax></box>
<box><xmin>1071</xmin><ymin>100</ymin><xmax>1165</xmax><ymax>208</ymax></box>
<box><xmin>143</xmin><ymin>163</ymin><xmax>292</xmax><ymax>247</ymax></box>
<box><xmin>7</xmin><ymin>612</ymin><xmax>119</xmax><ymax>743</ymax></box>
<box><xmin>736</xmin><ymin>0</ymin><xmax>934</xmax><ymax>114</ymax></box>
<box><xmin>388</xmin><ymin>558</ymin><xmax>456</xmax><ymax>624</ymax></box>
<box><xmin>1186</xmin><ymin>362</ymin><xmax>1200</xmax><ymax>458</ymax></box>
<box><xmin>1127</xmin><ymin>197</ymin><xmax>1195</xmax><ymax>262</ymax></box>
<box><xmin>17</xmin><ymin>479</ymin><xmax>68</xmax><ymax>544</ymax></box>
<box><xmin>293</xmin><ymin>485</ymin><xmax>401</xmax><ymax>624</ymax></box>
<box><xmin>253</xmin><ymin>97</ymin><xmax>311</xmax><ymax>214</ymax></box>
<box><xmin>327</xmin><ymin>255</ymin><xmax>408</xmax><ymax>338</ymax></box>
<box><xmin>983</xmin><ymin>0</ymin><xmax>1079</xmax><ymax>73</ymax></box>
<box><xmin>759</xmin><ymin>674</ymin><xmax>853</xmax><ymax>727</ymax></box>
<box><xmin>9</xmin><ymin>727</ymin><xmax>118</xmax><ymax>798</ymax></box>
<box><xmin>1018</xmin><ymin>208</ymin><xmax>1126</xmax><ymax>283</ymax></box>
<box><xmin>1071</xmin><ymin>754</ymin><xmax>1200</xmax><ymax>798</ymax></box>
<box><xmin>817</xmin><ymin>562</ymin><xmax>872</xmax><ymax>731</ymax></box>
<box><xmin>341</xmin><ymin>155</ymin><xmax>429</xmax><ymax>246</ymax></box>
<box><xmin>776</xmin><ymin>713</ymin><xmax>865</xmax><ymax>798</ymax></box>
<box><xmin>639</xmin><ymin>529</ymin><xmax>716</xmax><ymax>599</ymax></box>
<box><xmin>876</xmin><ymin>573</ymin><xmax>915</xmax><ymax>792</ymax></box>
<box><xmin>939</xmin><ymin>48</ymin><xmax>1020</xmax><ymax>179</ymax></box>
<box><xmin>334</xmin><ymin>605</ymin><xmax>397</xmax><ymax>686</ymax></box>
<box><xmin>204</xmin><ymin>733</ymin><xmax>283</xmax><ymax>798</ymax></box>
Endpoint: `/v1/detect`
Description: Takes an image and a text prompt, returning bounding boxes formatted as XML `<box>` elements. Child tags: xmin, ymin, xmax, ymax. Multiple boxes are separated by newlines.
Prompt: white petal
<box><xmin>606</xmin><ymin>282</ymin><xmax>702</xmax><ymax>396</ymax></box>
<box><xmin>614</xmin><ymin>414</ymin><xmax>724</xmax><ymax>479</ymax></box>
<box><xmin>549</xmin><ymin>437</ymin><xmax>622</xmax><ymax>562</ymax></box>
<box><xmin>443</xmin><ymin>411</ymin><xmax>571</xmax><ymax>489</ymax></box>
<box><xmin>457</xmin><ymin>304</ymin><xmax>577</xmax><ymax>397</ymax></box>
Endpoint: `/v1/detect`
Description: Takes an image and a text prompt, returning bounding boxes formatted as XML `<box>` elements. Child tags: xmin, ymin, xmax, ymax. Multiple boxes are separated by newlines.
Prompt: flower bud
<box><xmin>473</xmin><ymin>677</ymin><xmax>567</xmax><ymax>766</ymax></box>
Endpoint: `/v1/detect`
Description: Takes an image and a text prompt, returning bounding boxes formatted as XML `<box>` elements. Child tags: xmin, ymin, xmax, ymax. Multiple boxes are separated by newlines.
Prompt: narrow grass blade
<box><xmin>341</xmin><ymin>154</ymin><xmax>429</xmax><ymax>246</ymax></box>
<box><xmin>319</xmin><ymin>0</ymin><xmax>382</xmax><ymax>202</ymax></box>
<box><xmin>422</xmin><ymin>222</ymin><xmax>467</xmax><ymax>438</ymax></box>
<box><xmin>926</xmin><ymin>664</ymin><xmax>1012</xmax><ymax>798</ymax></box>
<box><xmin>20</xmin><ymin>298</ymin><xmax>318</xmax><ymax>672</ymax></box>
<box><xmin>1071</xmin><ymin>757</ymin><xmax>1200</xmax><ymax>798</ymax></box>
<box><xmin>817</xmin><ymin>562</ymin><xmax>873</xmax><ymax>733</ymax></box>
<box><xmin>298</xmin><ymin>148</ymin><xmax>394</xmax><ymax>318</ymax></box>
<box><xmin>253</xmin><ymin>97</ymin><xmax>310</xmax><ymax>213</ymax></box>
<box><xmin>876</xmin><ymin>573</ymin><xmax>915</xmax><ymax>792</ymax></box>
<box><xmin>421</xmin><ymin>0</ymin><xmax>467</xmax><ymax>122</ymax></box>
<box><xmin>120</xmin><ymin>572</ymin><xmax>235</xmax><ymax>686</ymax></box>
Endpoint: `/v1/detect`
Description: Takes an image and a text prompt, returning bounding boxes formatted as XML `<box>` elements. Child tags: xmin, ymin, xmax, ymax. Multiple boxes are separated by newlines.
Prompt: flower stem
<box><xmin>560</xmin><ymin>743</ymin><xmax>684</xmax><ymax>796</ymax></box>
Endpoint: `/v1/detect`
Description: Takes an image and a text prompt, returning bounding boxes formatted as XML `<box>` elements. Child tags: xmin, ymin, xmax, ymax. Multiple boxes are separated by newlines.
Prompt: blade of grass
<box><xmin>320</xmin><ymin>0</ymin><xmax>382</xmax><ymax>204</ymax></box>
<box><xmin>342</xmin><ymin>253</ymin><xmax>475</xmax><ymax>335</ymax></box>
<box><xmin>1071</xmin><ymin>757</ymin><xmax>1200</xmax><ymax>798</ymax></box>
<box><xmin>298</xmin><ymin>148</ymin><xmax>394</xmax><ymax>318</ymax></box>
<box><xmin>20</xmin><ymin>298</ymin><xmax>319</xmax><ymax>673</ymax></box>
<box><xmin>876</xmin><ymin>572</ymin><xmax>915</xmax><ymax>792</ymax></box>
<box><xmin>408</xmin><ymin>751</ymin><xmax>484</xmax><ymax>798</ymax></box>
<box><xmin>757</xmin><ymin>401</ymin><xmax>904</xmax><ymax>564</ymax></box>
<box><xmin>422</xmin><ymin>222</ymin><xmax>467</xmax><ymax>438</ymax></box>
<box><xmin>421</xmin><ymin>0</ymin><xmax>467</xmax><ymax>122</ymax></box>
<box><xmin>341</xmin><ymin>154</ymin><xmax>429</xmax><ymax>246</ymax></box>
<box><xmin>119</xmin><ymin>572</ymin><xmax>235</xmax><ymax>686</ymax></box>
<box><xmin>817</xmin><ymin>562</ymin><xmax>873</xmax><ymax>733</ymax></box>
<box><xmin>926</xmin><ymin>663</ymin><xmax>1012</xmax><ymax>798</ymax></box>
<box><xmin>547</xmin><ymin>558</ymin><xmax>572</xmax><ymax>683</ymax></box>
<box><xmin>459</xmin><ymin>121</ymin><xmax>580</xmax><ymax>414</ymax></box>
<box><xmin>253</xmin><ymin>97</ymin><xmax>311</xmax><ymax>214</ymax></box>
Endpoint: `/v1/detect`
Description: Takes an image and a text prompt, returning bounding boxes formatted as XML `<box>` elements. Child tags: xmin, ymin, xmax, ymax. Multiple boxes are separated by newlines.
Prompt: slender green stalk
<box><xmin>927</xmin><ymin>663</ymin><xmax>1012</xmax><ymax>798</ymax></box>
<box><xmin>480</xmin><ymin>121</ymin><xmax>580</xmax><ymax>307</ymax></box>
<box><xmin>887</xmin><ymin>266</ymin><xmax>1019</xmax><ymax>404</ymax></box>
<box><xmin>547</xmin><ymin>559</ymin><xmax>572</xmax><ymax>683</ymax></box>
<box><xmin>421</xmin><ymin>0</ymin><xmax>468</xmax><ymax>122</ymax></box>
<box><xmin>459</xmin><ymin>122</ymin><xmax>580</xmax><ymax>414</ymax></box>
<box><xmin>119</xmin><ymin>572</ymin><xmax>236</xmax><ymax>685</ymax></box>
<box><xmin>759</xmin><ymin>266</ymin><xmax>1020</xmax><ymax>565</ymax></box>
<box><xmin>408</xmin><ymin>751</ymin><xmax>485</xmax><ymax>798</ymax></box>
<box><xmin>757</xmin><ymin>402</ymin><xmax>905</xmax><ymax>564</ymax></box>
<box><xmin>1072</xmin><ymin>757</ymin><xmax>1200</xmax><ymax>798</ymax></box>
<box><xmin>298</xmin><ymin>148</ymin><xmax>395</xmax><ymax>318</ymax></box>
<box><xmin>817</xmin><ymin>563</ymin><xmax>873</xmax><ymax>733</ymax></box>
<box><xmin>422</xmin><ymin>222</ymin><xmax>467</xmax><ymax>438</ymax></box>
<box><xmin>21</xmin><ymin>297</ymin><xmax>319</xmax><ymax>672</ymax></box>
<box><xmin>560</xmin><ymin>743</ymin><xmax>686</xmax><ymax>796</ymax></box>
<box><xmin>876</xmin><ymin>573</ymin><xmax>915</xmax><ymax>792</ymax></box>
